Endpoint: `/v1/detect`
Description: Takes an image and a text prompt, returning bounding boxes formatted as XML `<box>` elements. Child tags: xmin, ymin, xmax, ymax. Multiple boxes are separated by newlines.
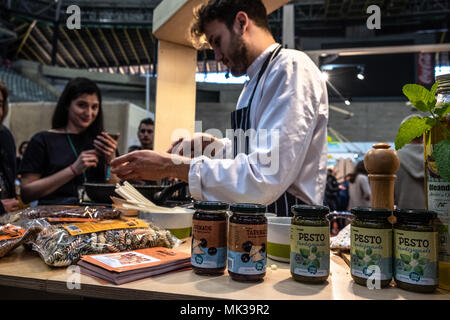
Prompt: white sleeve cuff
<box><xmin>188</xmin><ymin>156</ymin><xmax>206</xmax><ymax>201</ymax></box>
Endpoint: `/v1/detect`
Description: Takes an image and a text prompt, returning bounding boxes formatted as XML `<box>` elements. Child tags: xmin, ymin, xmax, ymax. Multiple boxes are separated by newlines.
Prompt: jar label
<box><xmin>191</xmin><ymin>219</ymin><xmax>227</xmax><ymax>268</ymax></box>
<box><xmin>290</xmin><ymin>225</ymin><xmax>330</xmax><ymax>277</ymax></box>
<box><xmin>350</xmin><ymin>226</ymin><xmax>392</xmax><ymax>281</ymax></box>
<box><xmin>227</xmin><ymin>222</ymin><xmax>267</xmax><ymax>275</ymax></box>
<box><xmin>394</xmin><ymin>229</ymin><xmax>438</xmax><ymax>286</ymax></box>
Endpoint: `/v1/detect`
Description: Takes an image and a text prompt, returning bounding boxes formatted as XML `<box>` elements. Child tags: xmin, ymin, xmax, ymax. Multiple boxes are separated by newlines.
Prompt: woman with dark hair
<box><xmin>19</xmin><ymin>77</ymin><xmax>119</xmax><ymax>205</ymax></box>
<box><xmin>346</xmin><ymin>161</ymin><xmax>371</xmax><ymax>210</ymax></box>
<box><xmin>0</xmin><ymin>81</ymin><xmax>20</xmax><ymax>214</ymax></box>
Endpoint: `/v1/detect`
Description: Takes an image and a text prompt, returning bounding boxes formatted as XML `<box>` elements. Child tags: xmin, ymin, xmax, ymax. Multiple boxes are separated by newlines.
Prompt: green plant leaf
<box><xmin>434</xmin><ymin>140</ymin><xmax>450</xmax><ymax>180</ymax></box>
<box><xmin>395</xmin><ymin>117</ymin><xmax>435</xmax><ymax>150</ymax></box>
<box><xmin>312</xmin><ymin>246</ymin><xmax>317</xmax><ymax>253</ymax></box>
<box><xmin>413</xmin><ymin>266</ymin><xmax>424</xmax><ymax>276</ymax></box>
<box><xmin>371</xmin><ymin>254</ymin><xmax>381</xmax><ymax>261</ymax></box>
<box><xmin>316</xmin><ymin>251</ymin><xmax>323</xmax><ymax>258</ymax></box>
<box><xmin>300</xmin><ymin>248</ymin><xmax>310</xmax><ymax>258</ymax></box>
<box><xmin>413</xmin><ymin>252</ymin><xmax>419</xmax><ymax>260</ymax></box>
<box><xmin>435</xmin><ymin>102</ymin><xmax>450</xmax><ymax>118</ymax></box>
<box><xmin>311</xmin><ymin>259</ymin><xmax>320</xmax><ymax>269</ymax></box>
<box><xmin>400</xmin><ymin>254</ymin><xmax>411</xmax><ymax>264</ymax></box>
<box><xmin>404</xmin><ymin>265</ymin><xmax>412</xmax><ymax>272</ymax></box>
<box><xmin>356</xmin><ymin>249</ymin><xmax>365</xmax><ymax>259</ymax></box>
<box><xmin>419</xmin><ymin>258</ymin><xmax>428</xmax><ymax>266</ymax></box>
<box><xmin>303</xmin><ymin>258</ymin><xmax>310</xmax><ymax>266</ymax></box>
<box><xmin>402</xmin><ymin>84</ymin><xmax>436</xmax><ymax>112</ymax></box>
<box><xmin>366</xmin><ymin>248</ymin><xmax>372</xmax><ymax>255</ymax></box>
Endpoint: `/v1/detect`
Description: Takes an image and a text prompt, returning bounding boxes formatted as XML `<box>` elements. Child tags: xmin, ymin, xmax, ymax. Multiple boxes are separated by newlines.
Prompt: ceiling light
<box><xmin>344</xmin><ymin>100</ymin><xmax>351</xmax><ymax>106</ymax></box>
<box><xmin>357</xmin><ymin>73</ymin><xmax>365</xmax><ymax>80</ymax></box>
<box><xmin>321</xmin><ymin>71</ymin><xmax>329</xmax><ymax>81</ymax></box>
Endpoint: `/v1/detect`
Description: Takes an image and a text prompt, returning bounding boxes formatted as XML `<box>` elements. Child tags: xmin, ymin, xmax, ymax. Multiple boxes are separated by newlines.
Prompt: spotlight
<box><xmin>321</xmin><ymin>71</ymin><xmax>329</xmax><ymax>81</ymax></box>
<box><xmin>344</xmin><ymin>100</ymin><xmax>351</xmax><ymax>106</ymax></box>
<box><xmin>357</xmin><ymin>73</ymin><xmax>365</xmax><ymax>80</ymax></box>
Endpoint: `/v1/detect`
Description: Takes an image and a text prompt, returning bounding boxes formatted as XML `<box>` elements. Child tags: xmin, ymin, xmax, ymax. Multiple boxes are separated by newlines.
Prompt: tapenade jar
<box><xmin>290</xmin><ymin>205</ymin><xmax>330</xmax><ymax>283</ymax></box>
<box><xmin>191</xmin><ymin>201</ymin><xmax>229</xmax><ymax>275</ymax></box>
<box><xmin>350</xmin><ymin>207</ymin><xmax>393</xmax><ymax>288</ymax></box>
<box><xmin>228</xmin><ymin>203</ymin><xmax>267</xmax><ymax>282</ymax></box>
<box><xmin>393</xmin><ymin>209</ymin><xmax>438</xmax><ymax>293</ymax></box>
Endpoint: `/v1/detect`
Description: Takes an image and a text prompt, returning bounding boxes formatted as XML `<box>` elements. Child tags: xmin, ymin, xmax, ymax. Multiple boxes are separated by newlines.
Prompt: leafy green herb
<box><xmin>395</xmin><ymin>81</ymin><xmax>450</xmax><ymax>179</ymax></box>
<box><xmin>401</xmin><ymin>254</ymin><xmax>411</xmax><ymax>264</ymax></box>
<box><xmin>300</xmin><ymin>248</ymin><xmax>310</xmax><ymax>259</ymax></box>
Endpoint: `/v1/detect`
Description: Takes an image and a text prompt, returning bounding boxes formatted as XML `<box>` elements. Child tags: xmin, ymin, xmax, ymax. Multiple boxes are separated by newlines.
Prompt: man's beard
<box><xmin>227</xmin><ymin>30</ymin><xmax>248</xmax><ymax>77</ymax></box>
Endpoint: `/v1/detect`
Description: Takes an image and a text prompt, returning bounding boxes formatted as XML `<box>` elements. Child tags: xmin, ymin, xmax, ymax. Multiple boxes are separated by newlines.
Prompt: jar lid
<box><xmin>350</xmin><ymin>207</ymin><xmax>392</xmax><ymax>219</ymax></box>
<box><xmin>291</xmin><ymin>205</ymin><xmax>329</xmax><ymax>217</ymax></box>
<box><xmin>194</xmin><ymin>201</ymin><xmax>229</xmax><ymax>211</ymax></box>
<box><xmin>394</xmin><ymin>209</ymin><xmax>437</xmax><ymax>222</ymax></box>
<box><xmin>230</xmin><ymin>203</ymin><xmax>266</xmax><ymax>215</ymax></box>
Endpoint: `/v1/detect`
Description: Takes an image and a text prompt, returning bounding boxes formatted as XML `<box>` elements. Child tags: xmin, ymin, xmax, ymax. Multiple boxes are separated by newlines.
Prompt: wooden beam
<box><xmin>44</xmin><ymin>26</ymin><xmax>77</xmax><ymax>68</ymax></box>
<box><xmin>111</xmin><ymin>28</ymin><xmax>130</xmax><ymax>65</ymax></box>
<box><xmin>74</xmin><ymin>29</ymin><xmax>99</xmax><ymax>67</ymax></box>
<box><xmin>15</xmin><ymin>20</ymin><xmax>37</xmax><ymax>58</ymax></box>
<box><xmin>34</xmin><ymin>26</ymin><xmax>71</xmax><ymax>68</ymax></box>
<box><xmin>28</xmin><ymin>34</ymin><xmax>52</xmax><ymax>64</ymax></box>
<box><xmin>98</xmin><ymin>28</ymin><xmax>120</xmax><ymax>66</ymax></box>
<box><xmin>136</xmin><ymin>28</ymin><xmax>151</xmax><ymax>64</ymax></box>
<box><xmin>60</xmin><ymin>27</ymin><xmax>90</xmax><ymax>68</ymax></box>
<box><xmin>124</xmin><ymin>28</ymin><xmax>141</xmax><ymax>65</ymax></box>
<box><xmin>154</xmin><ymin>40</ymin><xmax>197</xmax><ymax>152</ymax></box>
<box><xmin>23</xmin><ymin>43</ymin><xmax>46</xmax><ymax>64</ymax></box>
<box><xmin>85</xmin><ymin>28</ymin><xmax>110</xmax><ymax>67</ymax></box>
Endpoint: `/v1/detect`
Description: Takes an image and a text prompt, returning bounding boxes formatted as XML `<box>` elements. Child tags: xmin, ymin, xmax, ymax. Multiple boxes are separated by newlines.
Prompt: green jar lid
<box><xmin>194</xmin><ymin>201</ymin><xmax>229</xmax><ymax>211</ymax></box>
<box><xmin>350</xmin><ymin>207</ymin><xmax>391</xmax><ymax>219</ymax></box>
<box><xmin>291</xmin><ymin>205</ymin><xmax>329</xmax><ymax>217</ymax></box>
<box><xmin>394</xmin><ymin>209</ymin><xmax>437</xmax><ymax>222</ymax></box>
<box><xmin>230</xmin><ymin>203</ymin><xmax>266</xmax><ymax>215</ymax></box>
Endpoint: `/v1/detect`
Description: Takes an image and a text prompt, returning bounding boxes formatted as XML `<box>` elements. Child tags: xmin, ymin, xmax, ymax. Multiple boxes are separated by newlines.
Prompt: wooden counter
<box><xmin>0</xmin><ymin>240</ymin><xmax>449</xmax><ymax>300</ymax></box>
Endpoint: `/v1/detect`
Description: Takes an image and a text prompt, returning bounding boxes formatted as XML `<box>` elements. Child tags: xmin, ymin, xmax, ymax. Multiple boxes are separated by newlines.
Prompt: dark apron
<box><xmin>230</xmin><ymin>45</ymin><xmax>304</xmax><ymax>217</ymax></box>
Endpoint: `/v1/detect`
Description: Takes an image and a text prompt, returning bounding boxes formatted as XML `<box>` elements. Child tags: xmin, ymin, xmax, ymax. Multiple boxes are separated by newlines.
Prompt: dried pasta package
<box><xmin>0</xmin><ymin>206</ymin><xmax>121</xmax><ymax>226</ymax></box>
<box><xmin>32</xmin><ymin>218</ymin><xmax>182</xmax><ymax>267</ymax></box>
<box><xmin>0</xmin><ymin>223</ymin><xmax>43</xmax><ymax>258</ymax></box>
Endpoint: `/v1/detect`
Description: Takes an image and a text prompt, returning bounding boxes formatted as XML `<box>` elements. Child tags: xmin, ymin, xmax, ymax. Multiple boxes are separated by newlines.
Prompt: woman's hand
<box><xmin>93</xmin><ymin>132</ymin><xmax>118</xmax><ymax>164</ymax></box>
<box><xmin>72</xmin><ymin>149</ymin><xmax>99</xmax><ymax>174</ymax></box>
<box><xmin>1</xmin><ymin>198</ymin><xmax>20</xmax><ymax>212</ymax></box>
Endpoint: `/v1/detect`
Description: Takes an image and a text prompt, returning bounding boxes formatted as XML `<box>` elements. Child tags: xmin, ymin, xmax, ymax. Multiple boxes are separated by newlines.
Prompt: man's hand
<box><xmin>1</xmin><ymin>198</ymin><xmax>20</xmax><ymax>213</ymax></box>
<box><xmin>167</xmin><ymin>132</ymin><xmax>221</xmax><ymax>158</ymax></box>
<box><xmin>110</xmin><ymin>150</ymin><xmax>191</xmax><ymax>182</ymax></box>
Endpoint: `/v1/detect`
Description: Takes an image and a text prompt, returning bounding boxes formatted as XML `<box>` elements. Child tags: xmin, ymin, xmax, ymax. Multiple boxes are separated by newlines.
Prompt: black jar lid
<box><xmin>194</xmin><ymin>201</ymin><xmax>229</xmax><ymax>211</ymax></box>
<box><xmin>394</xmin><ymin>209</ymin><xmax>437</xmax><ymax>222</ymax></box>
<box><xmin>350</xmin><ymin>207</ymin><xmax>392</xmax><ymax>219</ymax></box>
<box><xmin>230</xmin><ymin>203</ymin><xmax>266</xmax><ymax>215</ymax></box>
<box><xmin>291</xmin><ymin>205</ymin><xmax>329</xmax><ymax>217</ymax></box>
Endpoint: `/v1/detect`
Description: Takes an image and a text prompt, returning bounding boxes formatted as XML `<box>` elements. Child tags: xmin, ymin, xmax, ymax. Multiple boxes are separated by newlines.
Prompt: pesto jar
<box><xmin>191</xmin><ymin>201</ymin><xmax>229</xmax><ymax>276</ymax></box>
<box><xmin>228</xmin><ymin>204</ymin><xmax>267</xmax><ymax>282</ymax></box>
<box><xmin>290</xmin><ymin>205</ymin><xmax>330</xmax><ymax>283</ymax></box>
<box><xmin>350</xmin><ymin>207</ymin><xmax>393</xmax><ymax>288</ymax></box>
<box><xmin>393</xmin><ymin>209</ymin><xmax>438</xmax><ymax>293</ymax></box>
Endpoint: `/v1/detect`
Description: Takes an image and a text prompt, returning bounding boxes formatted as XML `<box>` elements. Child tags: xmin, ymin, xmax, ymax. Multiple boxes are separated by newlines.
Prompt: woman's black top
<box><xmin>19</xmin><ymin>131</ymin><xmax>107</xmax><ymax>205</ymax></box>
<box><xmin>0</xmin><ymin>125</ymin><xmax>17</xmax><ymax>214</ymax></box>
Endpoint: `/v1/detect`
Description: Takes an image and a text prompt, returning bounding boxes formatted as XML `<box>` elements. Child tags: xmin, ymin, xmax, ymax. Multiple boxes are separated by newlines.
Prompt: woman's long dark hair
<box><xmin>348</xmin><ymin>161</ymin><xmax>368</xmax><ymax>183</ymax></box>
<box><xmin>52</xmin><ymin>77</ymin><xmax>103</xmax><ymax>138</ymax></box>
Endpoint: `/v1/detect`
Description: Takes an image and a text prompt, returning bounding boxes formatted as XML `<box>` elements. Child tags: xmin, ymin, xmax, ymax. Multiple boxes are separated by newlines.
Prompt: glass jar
<box><xmin>228</xmin><ymin>203</ymin><xmax>267</xmax><ymax>282</ymax></box>
<box><xmin>191</xmin><ymin>201</ymin><xmax>229</xmax><ymax>275</ymax></box>
<box><xmin>425</xmin><ymin>73</ymin><xmax>450</xmax><ymax>290</ymax></box>
<box><xmin>350</xmin><ymin>207</ymin><xmax>393</xmax><ymax>288</ymax></box>
<box><xmin>393</xmin><ymin>209</ymin><xmax>438</xmax><ymax>293</ymax></box>
<box><xmin>290</xmin><ymin>205</ymin><xmax>330</xmax><ymax>283</ymax></box>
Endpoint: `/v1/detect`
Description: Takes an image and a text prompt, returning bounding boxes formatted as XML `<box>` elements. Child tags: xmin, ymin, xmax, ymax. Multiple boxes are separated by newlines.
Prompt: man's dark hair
<box><xmin>52</xmin><ymin>77</ymin><xmax>103</xmax><ymax>138</ymax></box>
<box><xmin>138</xmin><ymin>117</ymin><xmax>154</xmax><ymax>129</ymax></box>
<box><xmin>190</xmin><ymin>0</ymin><xmax>271</xmax><ymax>48</ymax></box>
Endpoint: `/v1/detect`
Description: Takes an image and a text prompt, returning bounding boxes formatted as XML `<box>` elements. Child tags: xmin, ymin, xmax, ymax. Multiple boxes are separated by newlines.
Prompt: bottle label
<box><xmin>290</xmin><ymin>225</ymin><xmax>330</xmax><ymax>277</ymax></box>
<box><xmin>350</xmin><ymin>226</ymin><xmax>392</xmax><ymax>280</ymax></box>
<box><xmin>394</xmin><ymin>229</ymin><xmax>438</xmax><ymax>285</ymax></box>
<box><xmin>227</xmin><ymin>222</ymin><xmax>267</xmax><ymax>275</ymax></box>
<box><xmin>191</xmin><ymin>219</ymin><xmax>227</xmax><ymax>268</ymax></box>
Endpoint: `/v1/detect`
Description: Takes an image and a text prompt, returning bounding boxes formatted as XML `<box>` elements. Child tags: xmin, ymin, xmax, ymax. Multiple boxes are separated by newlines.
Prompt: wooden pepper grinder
<box><xmin>364</xmin><ymin>142</ymin><xmax>400</xmax><ymax>223</ymax></box>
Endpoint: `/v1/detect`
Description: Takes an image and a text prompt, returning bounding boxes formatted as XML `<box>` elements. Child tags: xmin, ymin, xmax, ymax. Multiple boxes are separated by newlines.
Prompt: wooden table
<box><xmin>0</xmin><ymin>240</ymin><xmax>449</xmax><ymax>300</ymax></box>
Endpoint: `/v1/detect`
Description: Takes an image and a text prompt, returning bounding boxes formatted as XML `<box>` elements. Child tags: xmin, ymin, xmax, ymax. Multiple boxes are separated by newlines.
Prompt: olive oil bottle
<box><xmin>425</xmin><ymin>73</ymin><xmax>450</xmax><ymax>290</ymax></box>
